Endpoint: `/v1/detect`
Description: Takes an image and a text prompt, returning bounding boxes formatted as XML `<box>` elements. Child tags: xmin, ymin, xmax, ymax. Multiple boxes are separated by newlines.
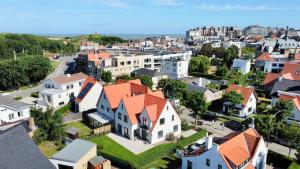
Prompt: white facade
<box><xmin>161</xmin><ymin>59</ymin><xmax>189</xmax><ymax>79</ymax></box>
<box><xmin>231</xmin><ymin>59</ymin><xmax>251</xmax><ymax>74</ymax></box>
<box><xmin>75</xmin><ymin>82</ymin><xmax>103</xmax><ymax>113</ymax></box>
<box><xmin>0</xmin><ymin>104</ymin><xmax>30</xmax><ymax>126</ymax></box>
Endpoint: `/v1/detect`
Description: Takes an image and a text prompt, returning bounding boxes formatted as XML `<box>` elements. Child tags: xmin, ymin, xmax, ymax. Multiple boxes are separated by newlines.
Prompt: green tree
<box><xmin>272</xmin><ymin>99</ymin><xmax>294</xmax><ymax>122</ymax></box>
<box><xmin>241</xmin><ymin>47</ymin><xmax>256</xmax><ymax>59</ymax></box>
<box><xmin>199</xmin><ymin>43</ymin><xmax>214</xmax><ymax>57</ymax></box>
<box><xmin>140</xmin><ymin>75</ymin><xmax>153</xmax><ymax>89</ymax></box>
<box><xmin>158</xmin><ymin>79</ymin><xmax>187</xmax><ymax>100</ymax></box>
<box><xmin>223</xmin><ymin>46</ymin><xmax>239</xmax><ymax>67</ymax></box>
<box><xmin>253</xmin><ymin>71</ymin><xmax>266</xmax><ymax>86</ymax></box>
<box><xmin>296</xmin><ymin>144</ymin><xmax>300</xmax><ymax>163</ymax></box>
<box><xmin>216</xmin><ymin>66</ymin><xmax>229</xmax><ymax>77</ymax></box>
<box><xmin>189</xmin><ymin>55</ymin><xmax>211</xmax><ymax>73</ymax></box>
<box><xmin>186</xmin><ymin>90</ymin><xmax>207</xmax><ymax>126</ymax></box>
<box><xmin>223</xmin><ymin>91</ymin><xmax>243</xmax><ymax>121</ymax></box>
<box><xmin>282</xmin><ymin>123</ymin><xmax>300</xmax><ymax>157</ymax></box>
<box><xmin>101</xmin><ymin>70</ymin><xmax>112</xmax><ymax>83</ymax></box>
<box><xmin>116</xmin><ymin>74</ymin><xmax>135</xmax><ymax>81</ymax></box>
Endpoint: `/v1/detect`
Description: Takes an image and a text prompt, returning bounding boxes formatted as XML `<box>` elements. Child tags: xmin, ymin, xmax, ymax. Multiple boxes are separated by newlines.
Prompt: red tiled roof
<box><xmin>75</xmin><ymin>76</ymin><xmax>98</xmax><ymax>103</ymax></box>
<box><xmin>226</xmin><ymin>84</ymin><xmax>256</xmax><ymax>106</ymax></box>
<box><xmin>295</xmin><ymin>53</ymin><xmax>300</xmax><ymax>60</ymax></box>
<box><xmin>52</xmin><ymin>73</ymin><xmax>87</xmax><ymax>84</ymax></box>
<box><xmin>279</xmin><ymin>94</ymin><xmax>300</xmax><ymax>112</ymax></box>
<box><xmin>256</xmin><ymin>53</ymin><xmax>273</xmax><ymax>61</ymax></box>
<box><xmin>88</xmin><ymin>53</ymin><xmax>111</xmax><ymax>65</ymax></box>
<box><xmin>280</xmin><ymin>63</ymin><xmax>300</xmax><ymax>80</ymax></box>
<box><xmin>219</xmin><ymin>128</ymin><xmax>261</xmax><ymax>169</ymax></box>
<box><xmin>263</xmin><ymin>73</ymin><xmax>280</xmax><ymax>85</ymax></box>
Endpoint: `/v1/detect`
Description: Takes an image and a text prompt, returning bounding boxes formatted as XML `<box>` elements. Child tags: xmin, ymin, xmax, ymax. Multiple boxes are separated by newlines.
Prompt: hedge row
<box><xmin>189</xmin><ymin>72</ymin><xmax>223</xmax><ymax>80</ymax></box>
<box><xmin>176</xmin><ymin>130</ymin><xmax>207</xmax><ymax>149</ymax></box>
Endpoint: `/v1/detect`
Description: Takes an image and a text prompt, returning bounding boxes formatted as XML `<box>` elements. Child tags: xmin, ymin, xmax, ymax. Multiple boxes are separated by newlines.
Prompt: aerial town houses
<box><xmin>3</xmin><ymin>25</ymin><xmax>300</xmax><ymax>169</ymax></box>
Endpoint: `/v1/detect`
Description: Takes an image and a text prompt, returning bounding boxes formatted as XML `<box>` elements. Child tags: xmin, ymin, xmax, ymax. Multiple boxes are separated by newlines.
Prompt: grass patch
<box><xmin>50</xmin><ymin>61</ymin><xmax>60</xmax><ymax>72</ymax></box>
<box><xmin>14</xmin><ymin>96</ymin><xmax>22</xmax><ymax>100</ymax></box>
<box><xmin>20</xmin><ymin>83</ymin><xmax>38</xmax><ymax>90</ymax></box>
<box><xmin>267</xmin><ymin>150</ymin><xmax>293</xmax><ymax>169</ymax></box>
<box><xmin>55</xmin><ymin>103</ymin><xmax>71</xmax><ymax>115</ymax></box>
<box><xmin>176</xmin><ymin>130</ymin><xmax>207</xmax><ymax>149</ymax></box>
<box><xmin>146</xmin><ymin>156</ymin><xmax>181</xmax><ymax>169</ymax></box>
<box><xmin>289</xmin><ymin>162</ymin><xmax>300</xmax><ymax>169</ymax></box>
<box><xmin>38</xmin><ymin>141</ymin><xmax>60</xmax><ymax>158</ymax></box>
<box><xmin>65</xmin><ymin>121</ymin><xmax>92</xmax><ymax>137</ymax></box>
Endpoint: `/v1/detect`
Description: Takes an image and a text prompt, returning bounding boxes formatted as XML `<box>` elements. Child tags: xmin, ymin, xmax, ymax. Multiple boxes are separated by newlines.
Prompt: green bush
<box><xmin>267</xmin><ymin>150</ymin><xmax>293</xmax><ymax>169</ymax></box>
<box><xmin>14</xmin><ymin>96</ymin><xmax>22</xmax><ymax>100</ymax></box>
<box><xmin>176</xmin><ymin>130</ymin><xmax>207</xmax><ymax>149</ymax></box>
<box><xmin>289</xmin><ymin>162</ymin><xmax>300</xmax><ymax>169</ymax></box>
<box><xmin>31</xmin><ymin>92</ymin><xmax>39</xmax><ymax>98</ymax></box>
<box><xmin>189</xmin><ymin>72</ymin><xmax>223</xmax><ymax>80</ymax></box>
<box><xmin>55</xmin><ymin>103</ymin><xmax>71</xmax><ymax>115</ymax></box>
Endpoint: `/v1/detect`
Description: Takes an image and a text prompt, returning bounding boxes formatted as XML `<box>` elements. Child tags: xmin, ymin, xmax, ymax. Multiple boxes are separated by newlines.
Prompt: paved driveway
<box><xmin>107</xmin><ymin>133</ymin><xmax>154</xmax><ymax>155</ymax></box>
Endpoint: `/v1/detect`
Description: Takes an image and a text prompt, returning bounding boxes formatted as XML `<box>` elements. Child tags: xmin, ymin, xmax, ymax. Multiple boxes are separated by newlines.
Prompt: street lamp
<box><xmin>267</xmin><ymin>111</ymin><xmax>282</xmax><ymax>147</ymax></box>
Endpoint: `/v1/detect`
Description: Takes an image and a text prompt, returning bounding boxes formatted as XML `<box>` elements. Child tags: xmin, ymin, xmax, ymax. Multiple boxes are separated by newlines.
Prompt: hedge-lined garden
<box><xmin>91</xmin><ymin>130</ymin><xmax>207</xmax><ymax>169</ymax></box>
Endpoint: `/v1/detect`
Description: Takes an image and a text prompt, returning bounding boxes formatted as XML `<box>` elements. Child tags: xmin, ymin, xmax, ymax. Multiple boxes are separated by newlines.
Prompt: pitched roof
<box><xmin>295</xmin><ymin>53</ymin><xmax>300</xmax><ymax>60</ymax></box>
<box><xmin>75</xmin><ymin>76</ymin><xmax>100</xmax><ymax>103</ymax></box>
<box><xmin>132</xmin><ymin>68</ymin><xmax>163</xmax><ymax>77</ymax></box>
<box><xmin>279</xmin><ymin>94</ymin><xmax>300</xmax><ymax>112</ymax></box>
<box><xmin>218</xmin><ymin>128</ymin><xmax>262</xmax><ymax>169</ymax></box>
<box><xmin>51</xmin><ymin>72</ymin><xmax>87</xmax><ymax>84</ymax></box>
<box><xmin>88</xmin><ymin>53</ymin><xmax>111</xmax><ymax>64</ymax></box>
<box><xmin>226</xmin><ymin>84</ymin><xmax>256</xmax><ymax>106</ymax></box>
<box><xmin>281</xmin><ymin>63</ymin><xmax>300</xmax><ymax>80</ymax></box>
<box><xmin>0</xmin><ymin>95</ymin><xmax>30</xmax><ymax>110</ymax></box>
<box><xmin>52</xmin><ymin>139</ymin><xmax>96</xmax><ymax>163</ymax></box>
<box><xmin>0</xmin><ymin>125</ymin><xmax>55</xmax><ymax>169</ymax></box>
<box><xmin>263</xmin><ymin>73</ymin><xmax>280</xmax><ymax>86</ymax></box>
<box><xmin>270</xmin><ymin>79</ymin><xmax>300</xmax><ymax>96</ymax></box>
<box><xmin>256</xmin><ymin>53</ymin><xmax>273</xmax><ymax>61</ymax></box>
<box><xmin>103</xmin><ymin>79</ymin><xmax>148</xmax><ymax>109</ymax></box>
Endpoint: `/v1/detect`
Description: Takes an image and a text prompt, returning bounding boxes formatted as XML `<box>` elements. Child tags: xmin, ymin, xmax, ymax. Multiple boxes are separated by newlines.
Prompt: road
<box><xmin>180</xmin><ymin>106</ymin><xmax>297</xmax><ymax>158</ymax></box>
<box><xmin>6</xmin><ymin>55</ymin><xmax>77</xmax><ymax>98</ymax></box>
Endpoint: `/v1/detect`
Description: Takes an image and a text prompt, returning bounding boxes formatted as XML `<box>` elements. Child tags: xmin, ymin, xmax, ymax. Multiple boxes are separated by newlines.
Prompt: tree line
<box><xmin>87</xmin><ymin>34</ymin><xmax>127</xmax><ymax>45</ymax></box>
<box><xmin>0</xmin><ymin>55</ymin><xmax>51</xmax><ymax>89</ymax></box>
<box><xmin>0</xmin><ymin>33</ymin><xmax>76</xmax><ymax>60</ymax></box>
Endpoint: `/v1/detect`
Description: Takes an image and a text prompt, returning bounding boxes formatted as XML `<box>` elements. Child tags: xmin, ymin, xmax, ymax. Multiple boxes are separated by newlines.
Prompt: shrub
<box><xmin>176</xmin><ymin>130</ymin><xmax>207</xmax><ymax>149</ymax></box>
<box><xmin>181</xmin><ymin>120</ymin><xmax>192</xmax><ymax>131</ymax></box>
<box><xmin>55</xmin><ymin>103</ymin><xmax>71</xmax><ymax>115</ymax></box>
<box><xmin>167</xmin><ymin>133</ymin><xmax>176</xmax><ymax>141</ymax></box>
<box><xmin>31</xmin><ymin>92</ymin><xmax>39</xmax><ymax>98</ymax></box>
<box><xmin>14</xmin><ymin>96</ymin><xmax>22</xmax><ymax>100</ymax></box>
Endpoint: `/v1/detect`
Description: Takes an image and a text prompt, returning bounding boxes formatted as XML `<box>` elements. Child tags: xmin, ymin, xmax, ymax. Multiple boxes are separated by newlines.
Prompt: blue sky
<box><xmin>1</xmin><ymin>0</ymin><xmax>300</xmax><ymax>34</ymax></box>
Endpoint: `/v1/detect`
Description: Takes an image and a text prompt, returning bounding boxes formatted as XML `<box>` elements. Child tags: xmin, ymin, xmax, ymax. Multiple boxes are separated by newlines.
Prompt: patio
<box><xmin>107</xmin><ymin>133</ymin><xmax>154</xmax><ymax>154</ymax></box>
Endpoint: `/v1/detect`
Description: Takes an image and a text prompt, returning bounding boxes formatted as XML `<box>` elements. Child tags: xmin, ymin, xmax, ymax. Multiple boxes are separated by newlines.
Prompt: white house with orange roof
<box><xmin>38</xmin><ymin>73</ymin><xmax>88</xmax><ymax>108</ymax></box>
<box><xmin>180</xmin><ymin>128</ymin><xmax>267</xmax><ymax>169</ymax></box>
<box><xmin>92</xmin><ymin>79</ymin><xmax>181</xmax><ymax>144</ymax></box>
<box><xmin>255</xmin><ymin>52</ymin><xmax>288</xmax><ymax>73</ymax></box>
<box><xmin>223</xmin><ymin>84</ymin><xmax>257</xmax><ymax>118</ymax></box>
<box><xmin>75</xmin><ymin>76</ymin><xmax>103</xmax><ymax>113</ymax></box>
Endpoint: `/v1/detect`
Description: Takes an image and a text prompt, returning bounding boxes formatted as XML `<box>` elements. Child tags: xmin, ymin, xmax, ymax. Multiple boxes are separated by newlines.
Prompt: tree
<box><xmin>223</xmin><ymin>46</ymin><xmax>239</xmax><ymax>67</ymax></box>
<box><xmin>216</xmin><ymin>66</ymin><xmax>229</xmax><ymax>77</ymax></box>
<box><xmin>31</xmin><ymin>108</ymin><xmax>65</xmax><ymax>142</ymax></box>
<box><xmin>253</xmin><ymin>71</ymin><xmax>266</xmax><ymax>86</ymax></box>
<box><xmin>199</xmin><ymin>43</ymin><xmax>214</xmax><ymax>57</ymax></box>
<box><xmin>101</xmin><ymin>70</ymin><xmax>112</xmax><ymax>83</ymax></box>
<box><xmin>296</xmin><ymin>144</ymin><xmax>300</xmax><ymax>163</ymax></box>
<box><xmin>241</xmin><ymin>47</ymin><xmax>256</xmax><ymax>59</ymax></box>
<box><xmin>186</xmin><ymin>90</ymin><xmax>207</xmax><ymax>126</ymax></box>
<box><xmin>282</xmin><ymin>123</ymin><xmax>300</xmax><ymax>157</ymax></box>
<box><xmin>140</xmin><ymin>75</ymin><xmax>153</xmax><ymax>89</ymax></box>
<box><xmin>272</xmin><ymin>99</ymin><xmax>294</xmax><ymax>122</ymax></box>
<box><xmin>116</xmin><ymin>74</ymin><xmax>134</xmax><ymax>81</ymax></box>
<box><xmin>189</xmin><ymin>55</ymin><xmax>211</xmax><ymax>73</ymax></box>
<box><xmin>223</xmin><ymin>91</ymin><xmax>243</xmax><ymax>121</ymax></box>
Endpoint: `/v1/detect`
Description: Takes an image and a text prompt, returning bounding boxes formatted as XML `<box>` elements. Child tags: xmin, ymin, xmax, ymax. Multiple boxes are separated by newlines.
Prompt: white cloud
<box><xmin>83</xmin><ymin>0</ymin><xmax>130</xmax><ymax>8</ymax></box>
<box><xmin>154</xmin><ymin>0</ymin><xmax>182</xmax><ymax>6</ymax></box>
<box><xmin>196</xmin><ymin>4</ymin><xmax>288</xmax><ymax>11</ymax></box>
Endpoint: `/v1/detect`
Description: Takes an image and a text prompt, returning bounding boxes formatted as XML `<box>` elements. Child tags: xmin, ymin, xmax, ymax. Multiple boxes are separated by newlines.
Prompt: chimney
<box><xmin>205</xmin><ymin>134</ymin><xmax>213</xmax><ymax>150</ymax></box>
<box><xmin>278</xmin><ymin>75</ymin><xmax>283</xmax><ymax>82</ymax></box>
<box><xmin>249</xmin><ymin>117</ymin><xmax>255</xmax><ymax>129</ymax></box>
<box><xmin>66</xmin><ymin>74</ymin><xmax>71</xmax><ymax>78</ymax></box>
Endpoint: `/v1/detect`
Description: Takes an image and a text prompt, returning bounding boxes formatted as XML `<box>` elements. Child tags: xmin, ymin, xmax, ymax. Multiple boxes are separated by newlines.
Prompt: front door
<box><xmin>142</xmin><ymin>129</ymin><xmax>147</xmax><ymax>140</ymax></box>
<box><xmin>117</xmin><ymin>124</ymin><xmax>122</xmax><ymax>135</ymax></box>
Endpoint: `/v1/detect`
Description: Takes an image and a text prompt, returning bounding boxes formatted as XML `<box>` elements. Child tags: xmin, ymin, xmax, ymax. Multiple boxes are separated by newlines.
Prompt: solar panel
<box><xmin>77</xmin><ymin>83</ymin><xmax>93</xmax><ymax>99</ymax></box>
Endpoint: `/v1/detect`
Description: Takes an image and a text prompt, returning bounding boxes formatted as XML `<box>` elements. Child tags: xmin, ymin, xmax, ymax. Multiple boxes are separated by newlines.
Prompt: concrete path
<box><xmin>107</xmin><ymin>133</ymin><xmax>154</xmax><ymax>155</ymax></box>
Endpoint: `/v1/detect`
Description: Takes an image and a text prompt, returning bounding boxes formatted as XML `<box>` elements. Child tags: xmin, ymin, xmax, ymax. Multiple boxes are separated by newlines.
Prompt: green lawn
<box><xmin>65</xmin><ymin>121</ymin><xmax>93</xmax><ymax>137</ymax></box>
<box><xmin>55</xmin><ymin>103</ymin><xmax>71</xmax><ymax>115</ymax></box>
<box><xmin>146</xmin><ymin>156</ymin><xmax>181</xmax><ymax>169</ymax></box>
<box><xmin>289</xmin><ymin>162</ymin><xmax>300</xmax><ymax>169</ymax></box>
<box><xmin>38</xmin><ymin>141</ymin><xmax>60</xmax><ymax>158</ymax></box>
<box><xmin>50</xmin><ymin>61</ymin><xmax>60</xmax><ymax>72</ymax></box>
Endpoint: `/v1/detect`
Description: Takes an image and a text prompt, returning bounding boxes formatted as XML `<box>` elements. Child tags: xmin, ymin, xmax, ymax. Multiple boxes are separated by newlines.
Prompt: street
<box><xmin>6</xmin><ymin>55</ymin><xmax>77</xmax><ymax>98</ymax></box>
<box><xmin>180</xmin><ymin>106</ymin><xmax>297</xmax><ymax>158</ymax></box>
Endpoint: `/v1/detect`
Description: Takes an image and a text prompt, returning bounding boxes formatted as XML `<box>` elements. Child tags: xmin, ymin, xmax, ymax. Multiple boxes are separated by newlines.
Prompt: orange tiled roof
<box><xmin>279</xmin><ymin>94</ymin><xmax>300</xmax><ymax>112</ymax></box>
<box><xmin>256</xmin><ymin>53</ymin><xmax>273</xmax><ymax>61</ymax></box>
<box><xmin>280</xmin><ymin>63</ymin><xmax>300</xmax><ymax>80</ymax></box>
<box><xmin>52</xmin><ymin>73</ymin><xmax>87</xmax><ymax>84</ymax></box>
<box><xmin>75</xmin><ymin>76</ymin><xmax>98</xmax><ymax>103</ymax></box>
<box><xmin>219</xmin><ymin>128</ymin><xmax>261</xmax><ymax>169</ymax></box>
<box><xmin>295</xmin><ymin>53</ymin><xmax>300</xmax><ymax>60</ymax></box>
<box><xmin>263</xmin><ymin>73</ymin><xmax>280</xmax><ymax>85</ymax></box>
<box><xmin>226</xmin><ymin>84</ymin><xmax>256</xmax><ymax>106</ymax></box>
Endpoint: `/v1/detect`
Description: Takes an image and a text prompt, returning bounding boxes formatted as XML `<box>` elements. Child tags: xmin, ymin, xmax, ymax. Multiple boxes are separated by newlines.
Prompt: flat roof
<box><xmin>52</xmin><ymin>139</ymin><xmax>96</xmax><ymax>163</ymax></box>
<box><xmin>40</xmin><ymin>88</ymin><xmax>63</xmax><ymax>95</ymax></box>
<box><xmin>88</xmin><ymin>113</ymin><xmax>112</xmax><ymax>124</ymax></box>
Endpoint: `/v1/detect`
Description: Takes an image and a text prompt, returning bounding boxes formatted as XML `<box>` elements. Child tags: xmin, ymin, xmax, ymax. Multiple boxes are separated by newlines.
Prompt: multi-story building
<box><xmin>38</xmin><ymin>73</ymin><xmax>87</xmax><ymax>108</ymax></box>
<box><xmin>231</xmin><ymin>59</ymin><xmax>251</xmax><ymax>74</ymax></box>
<box><xmin>255</xmin><ymin>53</ymin><xmax>290</xmax><ymax>73</ymax></box>
<box><xmin>244</xmin><ymin>25</ymin><xmax>268</xmax><ymax>36</ymax></box>
<box><xmin>180</xmin><ymin>127</ymin><xmax>267</xmax><ymax>169</ymax></box>
<box><xmin>161</xmin><ymin>58</ymin><xmax>189</xmax><ymax>79</ymax></box>
<box><xmin>89</xmin><ymin>79</ymin><xmax>181</xmax><ymax>144</ymax></box>
<box><xmin>0</xmin><ymin>95</ymin><xmax>31</xmax><ymax>130</ymax></box>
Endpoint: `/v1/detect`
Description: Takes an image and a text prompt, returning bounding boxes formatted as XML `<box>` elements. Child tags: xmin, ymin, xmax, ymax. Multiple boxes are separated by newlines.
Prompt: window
<box><xmin>158</xmin><ymin>130</ymin><xmax>163</xmax><ymax>138</ymax></box>
<box><xmin>121</xmin><ymin>104</ymin><xmax>123</xmax><ymax>109</ymax></box>
<box><xmin>17</xmin><ymin>112</ymin><xmax>23</xmax><ymax>117</ymax></box>
<box><xmin>218</xmin><ymin>164</ymin><xmax>222</xmax><ymax>169</ymax></box>
<box><xmin>118</xmin><ymin>113</ymin><xmax>122</xmax><ymax>120</ymax></box>
<box><xmin>124</xmin><ymin>115</ymin><xmax>128</xmax><ymax>123</ymax></box>
<box><xmin>248</xmin><ymin>107</ymin><xmax>252</xmax><ymax>113</ymax></box>
<box><xmin>79</xmin><ymin>82</ymin><xmax>83</xmax><ymax>86</ymax></box>
<box><xmin>8</xmin><ymin>113</ymin><xmax>14</xmax><ymax>120</ymax></box>
<box><xmin>66</xmin><ymin>85</ymin><xmax>70</xmax><ymax>90</ymax></box>
<box><xmin>107</xmin><ymin>107</ymin><xmax>110</xmax><ymax>112</ymax></box>
<box><xmin>70</xmin><ymin>84</ymin><xmax>74</xmax><ymax>89</ymax></box>
<box><xmin>58</xmin><ymin>94</ymin><xmax>61</xmax><ymax>98</ymax></box>
<box><xmin>101</xmin><ymin>105</ymin><xmax>104</xmax><ymax>110</ymax></box>
<box><xmin>167</xmin><ymin>105</ymin><xmax>169</xmax><ymax>111</ymax></box>
<box><xmin>127</xmin><ymin>61</ymin><xmax>131</xmax><ymax>65</ymax></box>
<box><xmin>206</xmin><ymin>159</ymin><xmax>210</xmax><ymax>167</ymax></box>
<box><xmin>172</xmin><ymin>115</ymin><xmax>174</xmax><ymax>121</ymax></box>
<box><xmin>272</xmin><ymin>63</ymin><xmax>277</xmax><ymax>67</ymax></box>
<box><xmin>187</xmin><ymin>160</ymin><xmax>192</xmax><ymax>169</ymax></box>
<box><xmin>173</xmin><ymin>125</ymin><xmax>178</xmax><ymax>132</ymax></box>
<box><xmin>103</xmin><ymin>94</ymin><xmax>106</xmax><ymax>99</ymax></box>
<box><xmin>160</xmin><ymin>118</ymin><xmax>165</xmax><ymax>125</ymax></box>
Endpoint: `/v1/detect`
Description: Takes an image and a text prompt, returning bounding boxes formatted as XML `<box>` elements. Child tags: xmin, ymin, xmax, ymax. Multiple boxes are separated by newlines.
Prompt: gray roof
<box><xmin>0</xmin><ymin>125</ymin><xmax>55</xmax><ymax>169</ymax></box>
<box><xmin>0</xmin><ymin>95</ymin><xmax>30</xmax><ymax>110</ymax></box>
<box><xmin>52</xmin><ymin>139</ymin><xmax>96</xmax><ymax>163</ymax></box>
<box><xmin>89</xmin><ymin>156</ymin><xmax>106</xmax><ymax>167</ymax></box>
<box><xmin>66</xmin><ymin>127</ymin><xmax>79</xmax><ymax>135</ymax></box>
<box><xmin>132</xmin><ymin>68</ymin><xmax>163</xmax><ymax>77</ymax></box>
<box><xmin>271</xmin><ymin>79</ymin><xmax>300</xmax><ymax>96</ymax></box>
<box><xmin>187</xmin><ymin>83</ymin><xmax>219</xmax><ymax>93</ymax></box>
